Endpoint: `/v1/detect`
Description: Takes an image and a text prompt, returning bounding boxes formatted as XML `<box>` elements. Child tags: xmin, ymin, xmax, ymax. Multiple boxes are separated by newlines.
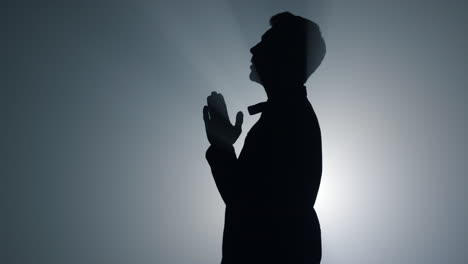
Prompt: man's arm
<box><xmin>202</xmin><ymin>91</ymin><xmax>243</xmax><ymax>206</ymax></box>
<box><xmin>205</xmin><ymin>145</ymin><xmax>239</xmax><ymax>206</ymax></box>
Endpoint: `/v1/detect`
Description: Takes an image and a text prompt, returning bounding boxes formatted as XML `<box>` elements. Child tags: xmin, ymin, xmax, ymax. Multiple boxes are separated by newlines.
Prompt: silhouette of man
<box><xmin>203</xmin><ymin>12</ymin><xmax>326</xmax><ymax>264</ymax></box>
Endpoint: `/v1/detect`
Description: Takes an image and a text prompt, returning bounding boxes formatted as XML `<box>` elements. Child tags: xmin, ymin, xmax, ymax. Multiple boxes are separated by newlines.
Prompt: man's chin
<box><xmin>249</xmin><ymin>71</ymin><xmax>261</xmax><ymax>84</ymax></box>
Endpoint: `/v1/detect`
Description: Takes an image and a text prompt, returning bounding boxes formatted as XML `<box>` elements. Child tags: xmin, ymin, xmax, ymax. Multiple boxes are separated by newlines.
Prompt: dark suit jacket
<box><xmin>206</xmin><ymin>94</ymin><xmax>322</xmax><ymax>264</ymax></box>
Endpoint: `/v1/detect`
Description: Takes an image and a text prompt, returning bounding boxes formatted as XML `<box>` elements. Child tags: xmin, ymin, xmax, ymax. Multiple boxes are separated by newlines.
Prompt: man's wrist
<box><xmin>206</xmin><ymin>143</ymin><xmax>236</xmax><ymax>163</ymax></box>
<box><xmin>209</xmin><ymin>142</ymin><xmax>235</xmax><ymax>152</ymax></box>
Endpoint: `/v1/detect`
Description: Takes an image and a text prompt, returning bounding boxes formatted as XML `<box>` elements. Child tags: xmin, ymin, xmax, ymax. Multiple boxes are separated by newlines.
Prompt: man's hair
<box><xmin>269</xmin><ymin>12</ymin><xmax>326</xmax><ymax>83</ymax></box>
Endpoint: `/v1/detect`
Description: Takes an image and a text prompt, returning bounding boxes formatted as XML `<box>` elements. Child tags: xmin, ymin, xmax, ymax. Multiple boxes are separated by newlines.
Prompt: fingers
<box><xmin>207</xmin><ymin>91</ymin><xmax>229</xmax><ymax>120</ymax></box>
<box><xmin>207</xmin><ymin>92</ymin><xmax>217</xmax><ymax>108</ymax></box>
<box><xmin>203</xmin><ymin>105</ymin><xmax>210</xmax><ymax>122</ymax></box>
<box><xmin>234</xmin><ymin>111</ymin><xmax>243</xmax><ymax>130</ymax></box>
<box><xmin>216</xmin><ymin>93</ymin><xmax>228</xmax><ymax>118</ymax></box>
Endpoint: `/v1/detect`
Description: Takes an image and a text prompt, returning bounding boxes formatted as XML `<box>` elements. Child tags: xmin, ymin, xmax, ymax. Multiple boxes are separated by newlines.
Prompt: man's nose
<box><xmin>250</xmin><ymin>44</ymin><xmax>258</xmax><ymax>54</ymax></box>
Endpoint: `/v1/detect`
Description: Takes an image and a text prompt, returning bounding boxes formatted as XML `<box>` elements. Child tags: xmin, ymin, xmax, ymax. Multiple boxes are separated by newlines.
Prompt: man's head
<box><xmin>249</xmin><ymin>12</ymin><xmax>326</xmax><ymax>92</ymax></box>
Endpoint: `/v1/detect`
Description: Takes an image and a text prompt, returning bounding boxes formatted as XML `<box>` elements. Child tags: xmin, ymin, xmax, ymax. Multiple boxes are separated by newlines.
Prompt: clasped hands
<box><xmin>203</xmin><ymin>92</ymin><xmax>243</xmax><ymax>148</ymax></box>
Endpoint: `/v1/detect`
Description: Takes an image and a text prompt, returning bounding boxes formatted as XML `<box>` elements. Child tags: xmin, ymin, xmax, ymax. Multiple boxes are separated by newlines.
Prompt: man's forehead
<box><xmin>261</xmin><ymin>29</ymin><xmax>274</xmax><ymax>41</ymax></box>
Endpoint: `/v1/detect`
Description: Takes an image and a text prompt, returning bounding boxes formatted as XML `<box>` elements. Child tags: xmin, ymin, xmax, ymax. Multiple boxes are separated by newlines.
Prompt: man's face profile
<box><xmin>249</xmin><ymin>29</ymin><xmax>277</xmax><ymax>85</ymax></box>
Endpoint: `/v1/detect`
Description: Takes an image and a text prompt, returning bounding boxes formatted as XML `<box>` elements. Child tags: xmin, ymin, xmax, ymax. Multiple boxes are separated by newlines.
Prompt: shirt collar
<box><xmin>247</xmin><ymin>102</ymin><xmax>268</xmax><ymax>115</ymax></box>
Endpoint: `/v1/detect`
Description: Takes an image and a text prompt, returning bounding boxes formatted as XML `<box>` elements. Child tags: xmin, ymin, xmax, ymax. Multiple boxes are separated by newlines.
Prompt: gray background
<box><xmin>4</xmin><ymin>0</ymin><xmax>468</xmax><ymax>263</ymax></box>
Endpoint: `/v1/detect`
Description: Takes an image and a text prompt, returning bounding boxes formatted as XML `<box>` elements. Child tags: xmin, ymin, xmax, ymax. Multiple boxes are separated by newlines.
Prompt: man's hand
<box><xmin>203</xmin><ymin>91</ymin><xmax>243</xmax><ymax>148</ymax></box>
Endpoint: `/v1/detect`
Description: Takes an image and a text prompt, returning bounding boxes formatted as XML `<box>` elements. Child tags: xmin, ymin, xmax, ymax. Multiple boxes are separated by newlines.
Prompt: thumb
<box><xmin>234</xmin><ymin>111</ymin><xmax>243</xmax><ymax>130</ymax></box>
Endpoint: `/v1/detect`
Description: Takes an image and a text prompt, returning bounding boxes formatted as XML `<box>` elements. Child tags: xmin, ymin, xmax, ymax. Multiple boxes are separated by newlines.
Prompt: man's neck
<box><xmin>264</xmin><ymin>83</ymin><xmax>307</xmax><ymax>101</ymax></box>
<box><xmin>248</xmin><ymin>84</ymin><xmax>308</xmax><ymax>115</ymax></box>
